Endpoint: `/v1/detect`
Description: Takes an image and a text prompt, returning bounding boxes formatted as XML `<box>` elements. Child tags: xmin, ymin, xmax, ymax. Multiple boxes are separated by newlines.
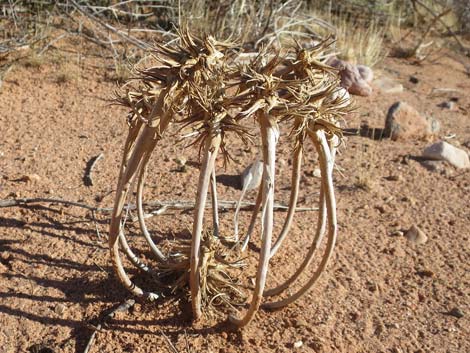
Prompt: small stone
<box><xmin>366</xmin><ymin>281</ymin><xmax>378</xmax><ymax>292</ymax></box>
<box><xmin>54</xmin><ymin>303</ymin><xmax>66</xmax><ymax>316</ymax></box>
<box><xmin>390</xmin><ymin>230</ymin><xmax>404</xmax><ymax>237</ymax></box>
<box><xmin>409</xmin><ymin>76</ymin><xmax>419</xmax><ymax>84</ymax></box>
<box><xmin>447</xmin><ymin>307</ymin><xmax>464</xmax><ymax>318</ymax></box>
<box><xmin>1</xmin><ymin>253</ymin><xmax>12</xmax><ymax>263</ymax></box>
<box><xmin>405</xmin><ymin>225</ymin><xmax>428</xmax><ymax>245</ymax></box>
<box><xmin>384</xmin><ymin>102</ymin><xmax>435</xmax><ymax>141</ymax></box>
<box><xmin>416</xmin><ymin>269</ymin><xmax>435</xmax><ymax>278</ymax></box>
<box><xmin>426</xmin><ymin>116</ymin><xmax>440</xmax><ymax>134</ymax></box>
<box><xmin>293</xmin><ymin>318</ymin><xmax>309</xmax><ymax>328</ymax></box>
<box><xmin>375</xmin><ymin>77</ymin><xmax>404</xmax><ymax>94</ymax></box>
<box><xmin>438</xmin><ymin>101</ymin><xmax>456</xmax><ymax>110</ymax></box>
<box><xmin>313</xmin><ymin>168</ymin><xmax>321</xmax><ymax>178</ymax></box>
<box><xmin>175</xmin><ymin>156</ymin><xmax>187</xmax><ymax>166</ymax></box>
<box><xmin>384</xmin><ymin>196</ymin><xmax>394</xmax><ymax>203</ymax></box>
<box><xmin>385</xmin><ymin>174</ymin><xmax>401</xmax><ymax>181</ymax></box>
<box><xmin>18</xmin><ymin>173</ymin><xmax>41</xmax><ymax>183</ymax></box>
<box><xmin>271</xmin><ymin>330</ymin><xmax>281</xmax><ymax>342</ymax></box>
<box><xmin>422</xmin><ymin>141</ymin><xmax>470</xmax><ymax>169</ymax></box>
<box><xmin>293</xmin><ymin>341</ymin><xmax>303</xmax><ymax>349</ymax></box>
<box><xmin>350</xmin><ymin>311</ymin><xmax>360</xmax><ymax>321</ymax></box>
<box><xmin>375</xmin><ymin>205</ymin><xmax>386</xmax><ymax>214</ymax></box>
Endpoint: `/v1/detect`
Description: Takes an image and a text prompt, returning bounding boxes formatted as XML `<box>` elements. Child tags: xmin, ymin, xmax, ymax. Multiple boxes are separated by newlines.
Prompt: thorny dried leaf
<box><xmin>116</xmin><ymin>27</ymin><xmax>352</xmax><ymax>158</ymax></box>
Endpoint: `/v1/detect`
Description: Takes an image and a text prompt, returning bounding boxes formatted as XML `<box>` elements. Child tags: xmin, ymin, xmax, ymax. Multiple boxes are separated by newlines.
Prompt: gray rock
<box><xmin>405</xmin><ymin>225</ymin><xmax>428</xmax><ymax>245</ymax></box>
<box><xmin>422</xmin><ymin>141</ymin><xmax>470</xmax><ymax>169</ymax></box>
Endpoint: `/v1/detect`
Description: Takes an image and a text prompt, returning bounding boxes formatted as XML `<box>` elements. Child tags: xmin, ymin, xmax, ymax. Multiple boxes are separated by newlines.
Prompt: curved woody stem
<box><xmin>269</xmin><ymin>145</ymin><xmax>303</xmax><ymax>257</ymax></box>
<box><xmin>190</xmin><ymin>131</ymin><xmax>222</xmax><ymax>320</ymax></box>
<box><xmin>230</xmin><ymin>112</ymin><xmax>278</xmax><ymax>327</ymax></box>
<box><xmin>262</xmin><ymin>130</ymin><xmax>337</xmax><ymax>309</ymax></box>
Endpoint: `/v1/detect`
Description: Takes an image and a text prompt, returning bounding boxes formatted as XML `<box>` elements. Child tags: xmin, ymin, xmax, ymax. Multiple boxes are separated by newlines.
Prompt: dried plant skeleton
<box><xmin>110</xmin><ymin>28</ymin><xmax>351</xmax><ymax>327</ymax></box>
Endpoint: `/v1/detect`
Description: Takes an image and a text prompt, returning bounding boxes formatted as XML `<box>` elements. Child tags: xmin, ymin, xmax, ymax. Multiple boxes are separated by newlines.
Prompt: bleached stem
<box><xmin>269</xmin><ymin>145</ymin><xmax>303</xmax><ymax>257</ymax></box>
<box><xmin>240</xmin><ymin>179</ymin><xmax>263</xmax><ymax>251</ymax></box>
<box><xmin>210</xmin><ymin>168</ymin><xmax>220</xmax><ymax>237</ymax></box>
<box><xmin>136</xmin><ymin>150</ymin><xmax>167</xmax><ymax>262</ymax></box>
<box><xmin>109</xmin><ymin>125</ymin><xmax>161</xmax><ymax>300</ymax></box>
<box><xmin>230</xmin><ymin>113</ymin><xmax>277</xmax><ymax>327</ymax></box>
<box><xmin>262</xmin><ymin>130</ymin><xmax>337</xmax><ymax>309</ymax></box>
<box><xmin>190</xmin><ymin>132</ymin><xmax>222</xmax><ymax>320</ymax></box>
<box><xmin>264</xmin><ymin>136</ymin><xmax>338</xmax><ymax>297</ymax></box>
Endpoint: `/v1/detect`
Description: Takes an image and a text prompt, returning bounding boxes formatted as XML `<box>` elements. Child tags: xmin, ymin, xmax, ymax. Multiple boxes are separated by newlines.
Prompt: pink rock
<box><xmin>327</xmin><ymin>57</ymin><xmax>372</xmax><ymax>97</ymax></box>
<box><xmin>384</xmin><ymin>102</ymin><xmax>436</xmax><ymax>141</ymax></box>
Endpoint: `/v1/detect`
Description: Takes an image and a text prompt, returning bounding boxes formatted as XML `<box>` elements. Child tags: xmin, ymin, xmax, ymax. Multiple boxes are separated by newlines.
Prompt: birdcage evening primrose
<box><xmin>110</xmin><ymin>28</ymin><xmax>351</xmax><ymax>327</ymax></box>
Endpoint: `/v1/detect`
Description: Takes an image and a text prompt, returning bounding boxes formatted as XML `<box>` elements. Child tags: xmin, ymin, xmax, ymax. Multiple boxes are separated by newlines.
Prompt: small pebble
<box><xmin>385</xmin><ymin>174</ymin><xmax>401</xmax><ymax>181</ymax></box>
<box><xmin>54</xmin><ymin>303</ymin><xmax>66</xmax><ymax>316</ymax></box>
<box><xmin>375</xmin><ymin>205</ymin><xmax>386</xmax><ymax>214</ymax></box>
<box><xmin>18</xmin><ymin>173</ymin><xmax>41</xmax><ymax>183</ymax></box>
<box><xmin>293</xmin><ymin>341</ymin><xmax>303</xmax><ymax>348</ymax></box>
<box><xmin>293</xmin><ymin>318</ymin><xmax>309</xmax><ymax>328</ymax></box>
<box><xmin>405</xmin><ymin>225</ymin><xmax>428</xmax><ymax>245</ymax></box>
<box><xmin>438</xmin><ymin>101</ymin><xmax>456</xmax><ymax>110</ymax></box>
<box><xmin>416</xmin><ymin>269</ymin><xmax>434</xmax><ymax>278</ymax></box>
<box><xmin>447</xmin><ymin>307</ymin><xmax>464</xmax><ymax>318</ymax></box>
<box><xmin>174</xmin><ymin>156</ymin><xmax>187</xmax><ymax>172</ymax></box>
<box><xmin>409</xmin><ymin>76</ymin><xmax>419</xmax><ymax>84</ymax></box>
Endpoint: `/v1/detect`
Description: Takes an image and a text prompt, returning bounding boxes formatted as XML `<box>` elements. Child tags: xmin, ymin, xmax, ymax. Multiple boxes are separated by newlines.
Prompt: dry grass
<box><xmin>332</xmin><ymin>17</ymin><xmax>388</xmax><ymax>67</ymax></box>
<box><xmin>111</xmin><ymin>59</ymin><xmax>132</xmax><ymax>83</ymax></box>
<box><xmin>354</xmin><ymin>140</ymin><xmax>378</xmax><ymax>192</ymax></box>
<box><xmin>21</xmin><ymin>52</ymin><xmax>45</xmax><ymax>68</ymax></box>
<box><xmin>55</xmin><ymin>71</ymin><xmax>75</xmax><ymax>84</ymax></box>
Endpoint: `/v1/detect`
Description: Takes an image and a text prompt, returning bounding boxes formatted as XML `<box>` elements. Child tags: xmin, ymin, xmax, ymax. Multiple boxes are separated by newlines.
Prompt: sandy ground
<box><xmin>0</xmin><ymin>40</ymin><xmax>469</xmax><ymax>353</ymax></box>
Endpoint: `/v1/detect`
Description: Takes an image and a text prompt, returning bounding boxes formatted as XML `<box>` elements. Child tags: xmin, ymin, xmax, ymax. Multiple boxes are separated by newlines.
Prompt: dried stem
<box><xmin>263</xmin><ymin>130</ymin><xmax>337</xmax><ymax>309</ymax></box>
<box><xmin>269</xmin><ymin>145</ymin><xmax>303</xmax><ymax>257</ymax></box>
<box><xmin>190</xmin><ymin>133</ymin><xmax>222</xmax><ymax>320</ymax></box>
<box><xmin>230</xmin><ymin>112</ymin><xmax>278</xmax><ymax>327</ymax></box>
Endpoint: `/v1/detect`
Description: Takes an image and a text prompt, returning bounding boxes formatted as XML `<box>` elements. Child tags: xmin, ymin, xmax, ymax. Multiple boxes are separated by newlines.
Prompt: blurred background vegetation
<box><xmin>1</xmin><ymin>0</ymin><xmax>469</xmax><ymax>82</ymax></box>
